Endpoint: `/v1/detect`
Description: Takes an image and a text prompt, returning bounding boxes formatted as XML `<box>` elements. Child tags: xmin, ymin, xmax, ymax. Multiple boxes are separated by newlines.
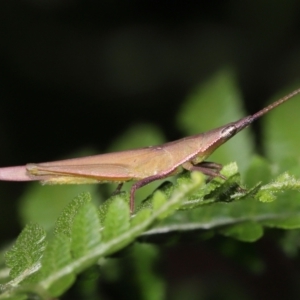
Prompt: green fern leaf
<box><xmin>71</xmin><ymin>202</ymin><xmax>102</xmax><ymax>259</ymax></box>
<box><xmin>152</xmin><ymin>191</ymin><xmax>167</xmax><ymax>214</ymax></box>
<box><xmin>38</xmin><ymin>234</ymin><xmax>75</xmax><ymax>297</ymax></box>
<box><xmin>220</xmin><ymin>222</ymin><xmax>263</xmax><ymax>242</ymax></box>
<box><xmin>4</xmin><ymin>223</ymin><xmax>46</xmax><ymax>284</ymax></box>
<box><xmin>256</xmin><ymin>173</ymin><xmax>300</xmax><ymax>203</ymax></box>
<box><xmin>102</xmin><ymin>196</ymin><xmax>130</xmax><ymax>242</ymax></box>
<box><xmin>55</xmin><ymin>192</ymin><xmax>91</xmax><ymax>237</ymax></box>
<box><xmin>131</xmin><ymin>208</ymin><xmax>152</xmax><ymax>227</ymax></box>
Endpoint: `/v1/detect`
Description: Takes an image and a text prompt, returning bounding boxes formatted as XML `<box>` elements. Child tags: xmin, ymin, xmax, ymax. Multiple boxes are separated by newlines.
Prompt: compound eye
<box><xmin>220</xmin><ymin>125</ymin><xmax>237</xmax><ymax>139</ymax></box>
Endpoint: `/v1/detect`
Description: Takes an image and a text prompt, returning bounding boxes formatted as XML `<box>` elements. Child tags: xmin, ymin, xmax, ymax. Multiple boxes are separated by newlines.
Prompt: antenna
<box><xmin>252</xmin><ymin>88</ymin><xmax>300</xmax><ymax>121</ymax></box>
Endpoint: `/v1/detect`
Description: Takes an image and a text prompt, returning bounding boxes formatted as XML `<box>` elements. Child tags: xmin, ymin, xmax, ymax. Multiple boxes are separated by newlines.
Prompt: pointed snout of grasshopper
<box><xmin>216</xmin><ymin>115</ymin><xmax>254</xmax><ymax>143</ymax></box>
<box><xmin>234</xmin><ymin>115</ymin><xmax>254</xmax><ymax>133</ymax></box>
<box><xmin>0</xmin><ymin>165</ymin><xmax>33</xmax><ymax>181</ymax></box>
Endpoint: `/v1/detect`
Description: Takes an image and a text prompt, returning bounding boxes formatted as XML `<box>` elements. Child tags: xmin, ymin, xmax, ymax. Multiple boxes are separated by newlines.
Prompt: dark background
<box><xmin>1</xmin><ymin>1</ymin><xmax>300</xmax><ymax>165</ymax></box>
<box><xmin>1</xmin><ymin>1</ymin><xmax>300</xmax><ymax>299</ymax></box>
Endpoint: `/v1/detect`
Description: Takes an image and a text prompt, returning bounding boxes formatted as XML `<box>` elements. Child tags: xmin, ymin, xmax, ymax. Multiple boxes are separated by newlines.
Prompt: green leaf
<box><xmin>160</xmin><ymin>172</ymin><xmax>205</xmax><ymax>213</ymax></box>
<box><xmin>220</xmin><ymin>222</ymin><xmax>263</xmax><ymax>242</ymax></box>
<box><xmin>4</xmin><ymin>223</ymin><xmax>46</xmax><ymax>283</ymax></box>
<box><xmin>102</xmin><ymin>196</ymin><xmax>131</xmax><ymax>242</ymax></box>
<box><xmin>136</xmin><ymin>181</ymin><xmax>174</xmax><ymax>213</ymax></box>
<box><xmin>180</xmin><ymin>163</ymin><xmax>242</xmax><ymax>210</ymax></box>
<box><xmin>143</xmin><ymin>188</ymin><xmax>300</xmax><ymax>241</ymax></box>
<box><xmin>98</xmin><ymin>192</ymin><xmax>129</xmax><ymax>225</ymax></box>
<box><xmin>143</xmin><ymin>172</ymin><xmax>300</xmax><ymax>241</ymax></box>
<box><xmin>71</xmin><ymin>202</ymin><xmax>102</xmax><ymax>259</ymax></box>
<box><xmin>130</xmin><ymin>208</ymin><xmax>152</xmax><ymax>227</ymax></box>
<box><xmin>38</xmin><ymin>234</ymin><xmax>75</xmax><ymax>297</ymax></box>
<box><xmin>0</xmin><ymin>295</ymin><xmax>27</xmax><ymax>300</ymax></box>
<box><xmin>265</xmin><ymin>215</ymin><xmax>300</xmax><ymax>229</ymax></box>
<box><xmin>152</xmin><ymin>191</ymin><xmax>167</xmax><ymax>214</ymax></box>
<box><xmin>177</xmin><ymin>68</ymin><xmax>254</xmax><ymax>172</ymax></box>
<box><xmin>55</xmin><ymin>192</ymin><xmax>91</xmax><ymax>238</ymax></box>
<box><xmin>256</xmin><ymin>173</ymin><xmax>300</xmax><ymax>203</ymax></box>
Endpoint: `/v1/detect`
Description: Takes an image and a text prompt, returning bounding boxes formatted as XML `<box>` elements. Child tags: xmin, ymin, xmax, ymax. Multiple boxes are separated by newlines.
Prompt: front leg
<box><xmin>182</xmin><ymin>161</ymin><xmax>226</xmax><ymax>180</ymax></box>
<box><xmin>183</xmin><ymin>161</ymin><xmax>245</xmax><ymax>193</ymax></box>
